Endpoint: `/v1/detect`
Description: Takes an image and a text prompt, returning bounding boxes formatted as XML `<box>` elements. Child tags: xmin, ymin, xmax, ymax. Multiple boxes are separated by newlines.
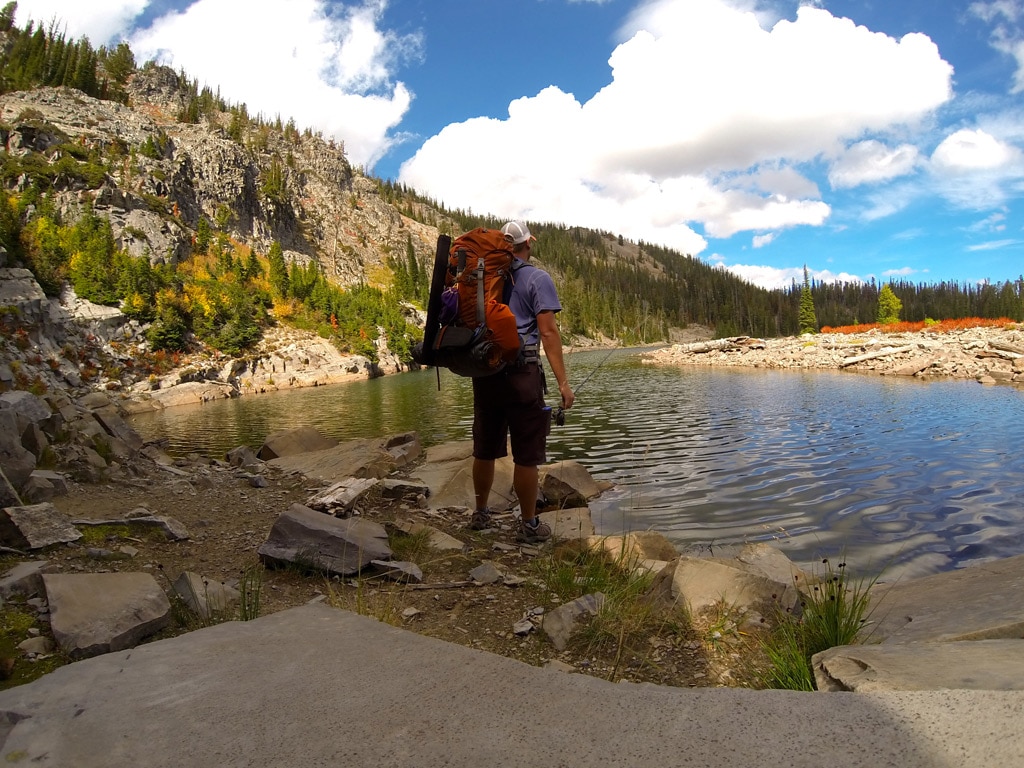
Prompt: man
<box><xmin>470</xmin><ymin>220</ymin><xmax>575</xmax><ymax>543</ymax></box>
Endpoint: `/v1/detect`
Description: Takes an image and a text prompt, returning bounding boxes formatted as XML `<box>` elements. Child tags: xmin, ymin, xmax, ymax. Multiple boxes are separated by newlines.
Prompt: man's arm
<box><xmin>537</xmin><ymin>310</ymin><xmax>575</xmax><ymax>409</ymax></box>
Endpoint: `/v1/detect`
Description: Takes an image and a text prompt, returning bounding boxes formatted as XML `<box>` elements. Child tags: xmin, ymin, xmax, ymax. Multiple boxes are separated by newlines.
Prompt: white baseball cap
<box><xmin>501</xmin><ymin>220</ymin><xmax>536</xmax><ymax>245</ymax></box>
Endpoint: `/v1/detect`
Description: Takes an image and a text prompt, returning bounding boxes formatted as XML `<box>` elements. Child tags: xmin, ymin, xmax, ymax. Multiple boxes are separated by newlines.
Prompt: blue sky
<box><xmin>15</xmin><ymin>0</ymin><xmax>1024</xmax><ymax>290</ymax></box>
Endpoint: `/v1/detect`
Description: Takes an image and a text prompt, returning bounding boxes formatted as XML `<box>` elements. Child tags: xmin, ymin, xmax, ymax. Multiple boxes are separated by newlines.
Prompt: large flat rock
<box><xmin>814</xmin><ymin>640</ymin><xmax>1024</xmax><ymax>692</ymax></box>
<box><xmin>0</xmin><ymin>603</ymin><xmax>1020</xmax><ymax>767</ymax></box>
<box><xmin>868</xmin><ymin>554</ymin><xmax>1024</xmax><ymax>644</ymax></box>
<box><xmin>266</xmin><ymin>437</ymin><xmax>395</xmax><ymax>482</ymax></box>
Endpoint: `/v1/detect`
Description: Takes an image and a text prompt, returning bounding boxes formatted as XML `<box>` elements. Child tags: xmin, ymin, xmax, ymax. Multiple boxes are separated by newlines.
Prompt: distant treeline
<box><xmin>380</xmin><ymin>180</ymin><xmax>1024</xmax><ymax>340</ymax></box>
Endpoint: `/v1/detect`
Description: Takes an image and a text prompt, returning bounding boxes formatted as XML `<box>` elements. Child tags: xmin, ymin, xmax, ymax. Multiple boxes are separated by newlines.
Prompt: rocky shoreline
<box><xmin>643</xmin><ymin>325</ymin><xmax>1024</xmax><ymax>386</ymax></box>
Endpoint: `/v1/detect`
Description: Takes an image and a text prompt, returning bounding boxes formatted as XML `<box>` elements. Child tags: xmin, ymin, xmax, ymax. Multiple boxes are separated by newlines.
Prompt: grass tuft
<box><xmin>760</xmin><ymin>555</ymin><xmax>880</xmax><ymax>690</ymax></box>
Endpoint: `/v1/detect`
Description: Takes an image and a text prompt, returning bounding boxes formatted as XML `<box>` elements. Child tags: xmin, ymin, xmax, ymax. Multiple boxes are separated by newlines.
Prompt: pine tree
<box><xmin>798</xmin><ymin>265</ymin><xmax>818</xmax><ymax>335</ymax></box>
<box><xmin>877</xmin><ymin>284</ymin><xmax>902</xmax><ymax>325</ymax></box>
<box><xmin>267</xmin><ymin>241</ymin><xmax>289</xmax><ymax>300</ymax></box>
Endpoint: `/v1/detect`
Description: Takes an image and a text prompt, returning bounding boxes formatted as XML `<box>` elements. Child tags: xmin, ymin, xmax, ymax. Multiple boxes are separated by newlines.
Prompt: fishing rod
<box><xmin>552</xmin><ymin>346</ymin><xmax>618</xmax><ymax>427</ymax></box>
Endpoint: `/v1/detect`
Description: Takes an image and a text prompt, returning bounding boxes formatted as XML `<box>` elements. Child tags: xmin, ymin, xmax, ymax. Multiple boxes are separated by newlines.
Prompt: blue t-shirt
<box><xmin>508</xmin><ymin>258</ymin><xmax>562</xmax><ymax>347</ymax></box>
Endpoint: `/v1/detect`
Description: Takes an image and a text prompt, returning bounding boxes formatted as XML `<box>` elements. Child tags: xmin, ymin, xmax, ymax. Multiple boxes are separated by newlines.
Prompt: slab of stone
<box><xmin>257</xmin><ymin>426</ymin><xmax>339</xmax><ymax>460</ymax></box>
<box><xmin>392</xmin><ymin>518</ymin><xmax>466</xmax><ymax>552</ymax></box>
<box><xmin>0</xmin><ymin>602</ymin><xmax>1021</xmax><ymax>767</ymax></box>
<box><xmin>258</xmin><ymin>503</ymin><xmax>391</xmax><ymax>575</ymax></box>
<box><xmin>73</xmin><ymin>515</ymin><xmax>190</xmax><ymax>541</ymax></box>
<box><xmin>173</xmin><ymin>571</ymin><xmax>241</xmax><ymax>620</ymax></box>
<box><xmin>380</xmin><ymin>478</ymin><xmax>430</xmax><ymax>501</ymax></box>
<box><xmin>369</xmin><ymin>560</ymin><xmax>423</xmax><ymax>584</ymax></box>
<box><xmin>0</xmin><ymin>560</ymin><xmax>53</xmax><ymax>599</ymax></box>
<box><xmin>733</xmin><ymin>542</ymin><xmax>808</xmax><ymax>586</ymax></box>
<box><xmin>91</xmin><ymin>406</ymin><xmax>144</xmax><ymax>452</ymax></box>
<box><xmin>42</xmin><ymin>572</ymin><xmax>171</xmax><ymax>659</ymax></box>
<box><xmin>869</xmin><ymin>554</ymin><xmax>1024</xmax><ymax>644</ymax></box>
<box><xmin>548</xmin><ymin>507</ymin><xmax>594</xmax><ymax>541</ymax></box>
<box><xmin>814</xmin><ymin>640</ymin><xmax>1024</xmax><ymax>692</ymax></box>
<box><xmin>384</xmin><ymin>432</ymin><xmax>421</xmax><ymax>467</ymax></box>
<box><xmin>414</xmin><ymin>453</ymin><xmax>516</xmax><ymax>511</ymax></box>
<box><xmin>543</xmin><ymin>593</ymin><xmax>606</xmax><ymax>651</ymax></box>
<box><xmin>0</xmin><ymin>465</ymin><xmax>22</xmax><ymax>508</ymax></box>
<box><xmin>266</xmin><ymin>437</ymin><xmax>395</xmax><ymax>482</ymax></box>
<box><xmin>0</xmin><ymin>503</ymin><xmax>82</xmax><ymax>549</ymax></box>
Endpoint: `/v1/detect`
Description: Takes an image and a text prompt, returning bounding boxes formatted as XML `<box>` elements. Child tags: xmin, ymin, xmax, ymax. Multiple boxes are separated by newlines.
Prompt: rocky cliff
<box><xmin>0</xmin><ymin>65</ymin><xmax>441</xmax><ymax>285</ymax></box>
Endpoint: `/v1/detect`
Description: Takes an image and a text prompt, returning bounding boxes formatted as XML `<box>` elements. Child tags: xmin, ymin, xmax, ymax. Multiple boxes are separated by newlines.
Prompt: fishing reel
<box><xmin>553</xmin><ymin>406</ymin><xmax>566</xmax><ymax>427</ymax></box>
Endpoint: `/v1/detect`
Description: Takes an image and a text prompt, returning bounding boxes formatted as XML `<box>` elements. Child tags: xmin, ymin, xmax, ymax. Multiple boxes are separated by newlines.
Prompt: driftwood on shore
<box><xmin>839</xmin><ymin>344</ymin><xmax>916</xmax><ymax>368</ymax></box>
<box><xmin>677</xmin><ymin>337</ymin><xmax>766</xmax><ymax>354</ymax></box>
<box><xmin>644</xmin><ymin>326</ymin><xmax>1024</xmax><ymax>384</ymax></box>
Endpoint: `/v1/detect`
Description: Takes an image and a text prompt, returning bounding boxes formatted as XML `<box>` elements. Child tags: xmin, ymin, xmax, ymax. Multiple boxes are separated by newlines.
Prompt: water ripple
<box><xmin>130</xmin><ymin>352</ymin><xmax>1024</xmax><ymax>581</ymax></box>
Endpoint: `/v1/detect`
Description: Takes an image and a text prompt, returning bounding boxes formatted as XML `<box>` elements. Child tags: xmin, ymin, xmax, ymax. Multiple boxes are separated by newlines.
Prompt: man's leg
<box><xmin>473</xmin><ymin>458</ymin><xmax>495</xmax><ymax>511</ymax></box>
<box><xmin>513</xmin><ymin>463</ymin><xmax>539</xmax><ymax>521</ymax></box>
<box><xmin>514</xmin><ymin>462</ymin><xmax>550</xmax><ymax>543</ymax></box>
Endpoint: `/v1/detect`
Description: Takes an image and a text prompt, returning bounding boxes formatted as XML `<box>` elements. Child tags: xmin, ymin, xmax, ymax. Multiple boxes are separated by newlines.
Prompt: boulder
<box><xmin>0</xmin><ymin>503</ymin><xmax>82</xmax><ymax>549</ymax></box>
<box><xmin>0</xmin><ymin>409</ymin><xmax>36</xmax><ymax>490</ymax></box>
<box><xmin>0</xmin><ymin>390</ymin><xmax>52</xmax><ymax>428</ymax></box>
<box><xmin>587</xmin><ymin>531</ymin><xmax>679</xmax><ymax>565</ymax></box>
<box><xmin>258</xmin><ymin>503</ymin><xmax>391</xmax><ymax>575</ymax></box>
<box><xmin>43</xmin><ymin>572</ymin><xmax>172</xmax><ymax>659</ymax></box>
<box><xmin>540</xmin><ymin>460</ymin><xmax>610</xmax><ymax>507</ymax></box>
<box><xmin>257</xmin><ymin>426</ymin><xmax>338</xmax><ymax>460</ymax></box>
<box><xmin>225</xmin><ymin>445</ymin><xmax>261</xmax><ymax>469</ymax></box>
<box><xmin>548</xmin><ymin>508</ymin><xmax>594</xmax><ymax>540</ymax></box>
<box><xmin>647</xmin><ymin>553</ymin><xmax>800</xmax><ymax>616</ymax></box>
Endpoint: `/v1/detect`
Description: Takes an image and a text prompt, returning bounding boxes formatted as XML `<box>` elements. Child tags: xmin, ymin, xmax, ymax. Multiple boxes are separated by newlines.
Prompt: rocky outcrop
<box><xmin>645</xmin><ymin>326</ymin><xmax>1024</xmax><ymax>385</ymax></box>
<box><xmin>0</xmin><ymin>76</ymin><xmax>440</xmax><ymax>289</ymax></box>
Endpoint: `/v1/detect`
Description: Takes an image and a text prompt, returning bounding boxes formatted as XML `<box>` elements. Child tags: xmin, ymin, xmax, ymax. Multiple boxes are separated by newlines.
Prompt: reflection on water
<box><xmin>130</xmin><ymin>350</ymin><xmax>1024</xmax><ymax>580</ymax></box>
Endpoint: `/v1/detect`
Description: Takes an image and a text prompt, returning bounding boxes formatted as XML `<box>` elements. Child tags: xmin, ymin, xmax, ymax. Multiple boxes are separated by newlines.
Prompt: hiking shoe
<box><xmin>469</xmin><ymin>508</ymin><xmax>493</xmax><ymax>531</ymax></box>
<box><xmin>517</xmin><ymin>516</ymin><xmax>552</xmax><ymax>543</ymax></box>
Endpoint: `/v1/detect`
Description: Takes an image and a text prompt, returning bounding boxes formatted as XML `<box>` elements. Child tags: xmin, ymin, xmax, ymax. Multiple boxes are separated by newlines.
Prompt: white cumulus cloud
<box><xmin>931</xmin><ymin>128</ymin><xmax>1021</xmax><ymax>170</ymax></box>
<box><xmin>400</xmin><ymin>0</ymin><xmax>953</xmax><ymax>256</ymax></box>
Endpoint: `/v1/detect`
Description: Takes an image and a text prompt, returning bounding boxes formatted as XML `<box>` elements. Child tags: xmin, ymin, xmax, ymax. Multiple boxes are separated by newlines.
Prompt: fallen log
<box><xmin>839</xmin><ymin>344</ymin><xmax>915</xmax><ymax>368</ymax></box>
<box><xmin>676</xmin><ymin>339</ymin><xmax>737</xmax><ymax>354</ymax></box>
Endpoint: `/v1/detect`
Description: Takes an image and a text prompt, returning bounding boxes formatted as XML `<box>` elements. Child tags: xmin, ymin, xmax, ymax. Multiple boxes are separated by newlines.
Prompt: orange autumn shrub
<box><xmin>821</xmin><ymin>318</ymin><xmax>1019</xmax><ymax>335</ymax></box>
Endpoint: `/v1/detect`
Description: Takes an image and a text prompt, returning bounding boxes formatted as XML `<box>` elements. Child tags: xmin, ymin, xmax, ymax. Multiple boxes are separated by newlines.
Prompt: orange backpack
<box><xmin>413</xmin><ymin>228</ymin><xmax>525</xmax><ymax>377</ymax></box>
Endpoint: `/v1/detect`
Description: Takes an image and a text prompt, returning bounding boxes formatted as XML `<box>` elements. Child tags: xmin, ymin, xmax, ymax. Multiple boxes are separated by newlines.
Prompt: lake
<box><xmin>128</xmin><ymin>349</ymin><xmax>1024</xmax><ymax>581</ymax></box>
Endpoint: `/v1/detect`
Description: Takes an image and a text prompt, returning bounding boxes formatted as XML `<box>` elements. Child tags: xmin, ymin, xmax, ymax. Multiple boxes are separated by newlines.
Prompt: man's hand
<box><xmin>558</xmin><ymin>379</ymin><xmax>575</xmax><ymax>410</ymax></box>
